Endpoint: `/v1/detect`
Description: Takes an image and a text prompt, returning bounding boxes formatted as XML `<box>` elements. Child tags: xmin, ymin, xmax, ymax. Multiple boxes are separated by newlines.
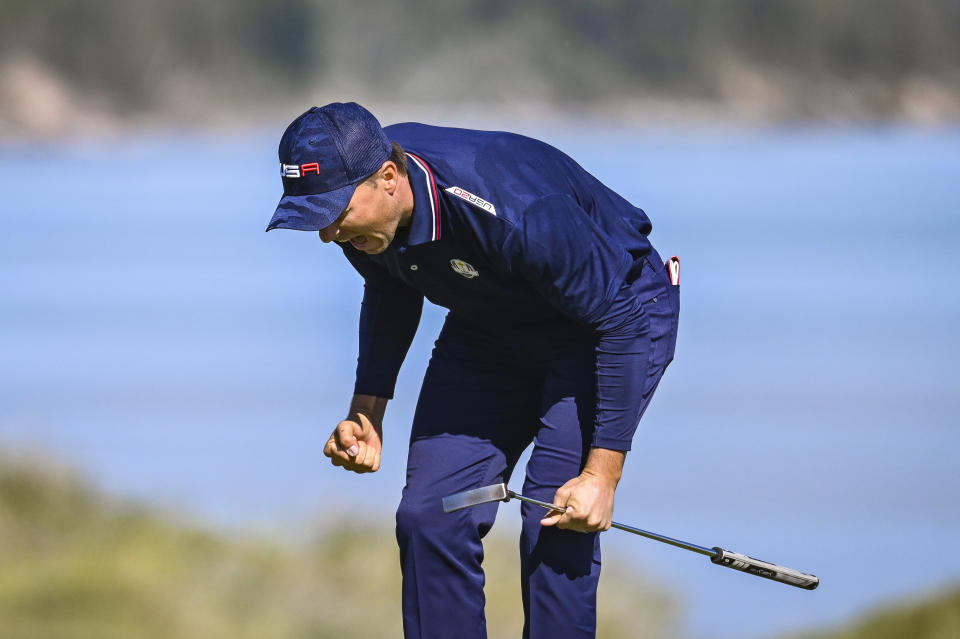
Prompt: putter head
<box><xmin>442</xmin><ymin>483</ymin><xmax>509</xmax><ymax>513</ymax></box>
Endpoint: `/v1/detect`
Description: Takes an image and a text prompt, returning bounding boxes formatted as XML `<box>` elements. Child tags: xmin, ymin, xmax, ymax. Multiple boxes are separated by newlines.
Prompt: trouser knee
<box><xmin>520</xmin><ymin>505</ymin><xmax>599</xmax><ymax>578</ymax></box>
<box><xmin>396</xmin><ymin>489</ymin><xmax>499</xmax><ymax>549</ymax></box>
<box><xmin>395</xmin><ymin>493</ymin><xmax>433</xmax><ymax>547</ymax></box>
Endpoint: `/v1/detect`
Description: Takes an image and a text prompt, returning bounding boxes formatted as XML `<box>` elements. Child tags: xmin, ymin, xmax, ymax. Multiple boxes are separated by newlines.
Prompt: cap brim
<box><xmin>265</xmin><ymin>182</ymin><xmax>357</xmax><ymax>232</ymax></box>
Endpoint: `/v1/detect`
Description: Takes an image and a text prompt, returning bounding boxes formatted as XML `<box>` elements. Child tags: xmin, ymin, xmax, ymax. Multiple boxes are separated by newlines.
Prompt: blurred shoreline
<box><xmin>6</xmin><ymin>1</ymin><xmax>960</xmax><ymax>140</ymax></box>
<box><xmin>3</xmin><ymin>55</ymin><xmax>959</xmax><ymax>142</ymax></box>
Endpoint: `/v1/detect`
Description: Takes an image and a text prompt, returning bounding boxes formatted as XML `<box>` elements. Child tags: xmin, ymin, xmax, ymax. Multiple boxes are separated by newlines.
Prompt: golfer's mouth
<box><xmin>350</xmin><ymin>236</ymin><xmax>369</xmax><ymax>249</ymax></box>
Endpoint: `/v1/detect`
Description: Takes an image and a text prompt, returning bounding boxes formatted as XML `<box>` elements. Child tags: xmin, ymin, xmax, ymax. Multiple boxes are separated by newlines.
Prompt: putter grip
<box><xmin>711</xmin><ymin>547</ymin><xmax>819</xmax><ymax>590</ymax></box>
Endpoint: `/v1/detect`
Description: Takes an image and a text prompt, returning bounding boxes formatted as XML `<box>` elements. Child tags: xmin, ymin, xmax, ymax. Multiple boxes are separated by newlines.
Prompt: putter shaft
<box><xmin>508</xmin><ymin>491</ymin><xmax>715</xmax><ymax>557</ymax></box>
<box><xmin>443</xmin><ymin>483</ymin><xmax>818</xmax><ymax>589</ymax></box>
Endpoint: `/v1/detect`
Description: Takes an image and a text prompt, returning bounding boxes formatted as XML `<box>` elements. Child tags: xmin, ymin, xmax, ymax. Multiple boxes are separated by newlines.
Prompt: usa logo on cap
<box><xmin>280</xmin><ymin>163</ymin><xmax>321</xmax><ymax>178</ymax></box>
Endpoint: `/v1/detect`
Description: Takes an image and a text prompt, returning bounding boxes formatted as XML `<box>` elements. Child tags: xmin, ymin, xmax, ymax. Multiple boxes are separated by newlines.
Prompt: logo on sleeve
<box><xmin>445</xmin><ymin>186</ymin><xmax>497</xmax><ymax>216</ymax></box>
<box><xmin>450</xmin><ymin>259</ymin><xmax>479</xmax><ymax>279</ymax></box>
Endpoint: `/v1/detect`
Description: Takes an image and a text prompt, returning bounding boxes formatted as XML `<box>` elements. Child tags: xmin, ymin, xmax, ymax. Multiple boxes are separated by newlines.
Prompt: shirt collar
<box><xmin>404</xmin><ymin>152</ymin><xmax>442</xmax><ymax>245</ymax></box>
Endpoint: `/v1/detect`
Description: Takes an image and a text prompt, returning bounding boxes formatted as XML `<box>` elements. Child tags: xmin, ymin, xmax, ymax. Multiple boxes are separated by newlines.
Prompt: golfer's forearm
<box><xmin>582</xmin><ymin>447</ymin><xmax>626</xmax><ymax>484</ymax></box>
<box><xmin>354</xmin><ymin>283</ymin><xmax>424</xmax><ymax>399</ymax></box>
<box><xmin>588</xmin><ymin>293</ymin><xmax>652</xmax><ymax>450</ymax></box>
<box><xmin>348</xmin><ymin>394</ymin><xmax>389</xmax><ymax>425</ymax></box>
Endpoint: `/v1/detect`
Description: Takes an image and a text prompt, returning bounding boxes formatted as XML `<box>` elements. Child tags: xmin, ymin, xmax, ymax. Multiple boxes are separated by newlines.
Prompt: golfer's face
<box><xmin>319</xmin><ymin>180</ymin><xmax>398</xmax><ymax>254</ymax></box>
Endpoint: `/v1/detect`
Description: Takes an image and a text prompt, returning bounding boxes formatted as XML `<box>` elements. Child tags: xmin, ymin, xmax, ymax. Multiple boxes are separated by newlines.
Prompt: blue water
<box><xmin>2</xmin><ymin>125</ymin><xmax>959</xmax><ymax>638</ymax></box>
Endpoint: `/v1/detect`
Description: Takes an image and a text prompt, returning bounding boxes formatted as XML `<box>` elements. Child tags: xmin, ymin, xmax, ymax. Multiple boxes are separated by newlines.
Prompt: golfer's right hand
<box><xmin>323</xmin><ymin>412</ymin><xmax>383</xmax><ymax>473</ymax></box>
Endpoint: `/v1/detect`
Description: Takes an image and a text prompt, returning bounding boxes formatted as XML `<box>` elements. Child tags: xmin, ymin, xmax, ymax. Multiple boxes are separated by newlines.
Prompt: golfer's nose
<box><xmin>319</xmin><ymin>224</ymin><xmax>338</xmax><ymax>243</ymax></box>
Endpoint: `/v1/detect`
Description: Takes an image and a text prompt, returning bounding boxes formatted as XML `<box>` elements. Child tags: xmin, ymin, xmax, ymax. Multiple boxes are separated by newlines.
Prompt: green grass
<box><xmin>6</xmin><ymin>452</ymin><xmax>960</xmax><ymax>639</ymax></box>
<box><xmin>0</xmin><ymin>454</ymin><xmax>677</xmax><ymax>639</ymax></box>
<box><xmin>791</xmin><ymin>586</ymin><xmax>960</xmax><ymax>639</ymax></box>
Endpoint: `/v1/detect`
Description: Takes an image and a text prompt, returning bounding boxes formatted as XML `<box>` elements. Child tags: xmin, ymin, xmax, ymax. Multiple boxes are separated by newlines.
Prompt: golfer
<box><xmin>267</xmin><ymin>102</ymin><xmax>680</xmax><ymax>639</ymax></box>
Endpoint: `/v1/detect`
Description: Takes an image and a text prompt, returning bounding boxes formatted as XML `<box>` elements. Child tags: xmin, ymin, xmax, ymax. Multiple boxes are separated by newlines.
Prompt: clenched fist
<box><xmin>323</xmin><ymin>394</ymin><xmax>388</xmax><ymax>473</ymax></box>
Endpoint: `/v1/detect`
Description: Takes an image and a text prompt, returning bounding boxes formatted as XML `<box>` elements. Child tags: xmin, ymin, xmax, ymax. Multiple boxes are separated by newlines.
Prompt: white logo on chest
<box><xmin>450</xmin><ymin>259</ymin><xmax>479</xmax><ymax>279</ymax></box>
<box><xmin>445</xmin><ymin>186</ymin><xmax>497</xmax><ymax>215</ymax></box>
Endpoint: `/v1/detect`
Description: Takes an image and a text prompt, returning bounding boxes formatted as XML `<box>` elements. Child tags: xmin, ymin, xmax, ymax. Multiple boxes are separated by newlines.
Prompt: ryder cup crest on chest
<box><xmin>450</xmin><ymin>259</ymin><xmax>479</xmax><ymax>279</ymax></box>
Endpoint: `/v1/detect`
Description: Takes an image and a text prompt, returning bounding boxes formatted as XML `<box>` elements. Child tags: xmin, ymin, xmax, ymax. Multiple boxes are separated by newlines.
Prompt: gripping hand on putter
<box><xmin>541</xmin><ymin>448</ymin><xmax>625</xmax><ymax>533</ymax></box>
<box><xmin>323</xmin><ymin>394</ymin><xmax>387</xmax><ymax>473</ymax></box>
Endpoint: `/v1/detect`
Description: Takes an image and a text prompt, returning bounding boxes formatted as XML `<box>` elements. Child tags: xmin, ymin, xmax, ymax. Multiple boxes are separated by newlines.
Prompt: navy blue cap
<box><xmin>266</xmin><ymin>102</ymin><xmax>392</xmax><ymax>232</ymax></box>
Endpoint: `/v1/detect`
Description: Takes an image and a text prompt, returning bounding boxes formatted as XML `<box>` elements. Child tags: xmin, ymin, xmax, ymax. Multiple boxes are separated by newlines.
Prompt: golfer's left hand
<box><xmin>540</xmin><ymin>473</ymin><xmax>617</xmax><ymax>532</ymax></box>
<box><xmin>541</xmin><ymin>447</ymin><xmax>625</xmax><ymax>533</ymax></box>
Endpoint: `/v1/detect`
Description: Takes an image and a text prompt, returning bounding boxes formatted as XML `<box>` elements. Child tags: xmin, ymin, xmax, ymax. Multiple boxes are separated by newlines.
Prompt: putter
<box><xmin>442</xmin><ymin>483</ymin><xmax>819</xmax><ymax>590</ymax></box>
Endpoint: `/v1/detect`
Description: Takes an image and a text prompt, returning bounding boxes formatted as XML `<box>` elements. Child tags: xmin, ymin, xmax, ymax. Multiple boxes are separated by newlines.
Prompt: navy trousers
<box><xmin>396</xmin><ymin>265</ymin><xmax>679</xmax><ymax>639</ymax></box>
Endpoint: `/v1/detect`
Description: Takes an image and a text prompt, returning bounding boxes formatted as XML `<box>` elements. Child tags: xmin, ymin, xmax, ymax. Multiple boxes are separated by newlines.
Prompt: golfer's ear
<box><xmin>380</xmin><ymin>161</ymin><xmax>398</xmax><ymax>193</ymax></box>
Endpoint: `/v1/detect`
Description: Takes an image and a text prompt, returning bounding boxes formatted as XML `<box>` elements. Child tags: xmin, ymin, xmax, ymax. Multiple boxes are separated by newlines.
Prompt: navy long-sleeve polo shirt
<box><xmin>342</xmin><ymin>123</ymin><xmax>667</xmax><ymax>451</ymax></box>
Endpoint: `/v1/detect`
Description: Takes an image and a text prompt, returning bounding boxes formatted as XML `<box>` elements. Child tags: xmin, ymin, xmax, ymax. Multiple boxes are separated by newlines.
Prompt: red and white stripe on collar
<box><xmin>406</xmin><ymin>152</ymin><xmax>441</xmax><ymax>241</ymax></box>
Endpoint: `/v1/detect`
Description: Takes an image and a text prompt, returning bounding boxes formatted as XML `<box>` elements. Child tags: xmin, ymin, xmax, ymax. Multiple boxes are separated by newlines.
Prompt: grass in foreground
<box><xmin>793</xmin><ymin>586</ymin><xmax>960</xmax><ymax>639</ymax></box>
<box><xmin>0</xmin><ymin>454</ymin><xmax>677</xmax><ymax>639</ymax></box>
